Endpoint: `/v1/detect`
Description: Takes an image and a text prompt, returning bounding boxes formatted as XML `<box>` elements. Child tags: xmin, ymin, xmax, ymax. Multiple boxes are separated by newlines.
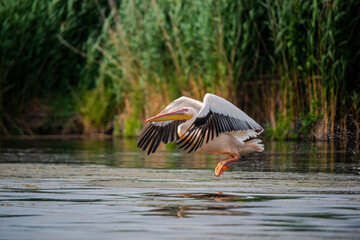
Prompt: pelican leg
<box><xmin>215</xmin><ymin>154</ymin><xmax>240</xmax><ymax>177</ymax></box>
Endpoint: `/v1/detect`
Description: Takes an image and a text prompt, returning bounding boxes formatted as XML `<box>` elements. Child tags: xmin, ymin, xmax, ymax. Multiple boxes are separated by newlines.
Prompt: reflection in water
<box><xmin>0</xmin><ymin>137</ymin><xmax>359</xmax><ymax>174</ymax></box>
<box><xmin>144</xmin><ymin>192</ymin><xmax>300</xmax><ymax>218</ymax></box>
<box><xmin>146</xmin><ymin>205</ymin><xmax>252</xmax><ymax>218</ymax></box>
<box><xmin>147</xmin><ymin>192</ymin><xmax>299</xmax><ymax>203</ymax></box>
<box><xmin>148</xmin><ymin>192</ymin><xmax>246</xmax><ymax>202</ymax></box>
<box><xmin>145</xmin><ymin>192</ymin><xmax>250</xmax><ymax>218</ymax></box>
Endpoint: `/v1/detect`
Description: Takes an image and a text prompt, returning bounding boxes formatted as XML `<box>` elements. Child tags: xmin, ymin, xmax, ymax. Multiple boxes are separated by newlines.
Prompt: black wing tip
<box><xmin>255</xmin><ymin>127</ymin><xmax>264</xmax><ymax>134</ymax></box>
<box><xmin>137</xmin><ymin>120</ymin><xmax>187</xmax><ymax>155</ymax></box>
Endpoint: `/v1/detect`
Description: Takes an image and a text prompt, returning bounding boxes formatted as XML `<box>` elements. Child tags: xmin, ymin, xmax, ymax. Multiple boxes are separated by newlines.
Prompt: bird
<box><xmin>137</xmin><ymin>93</ymin><xmax>264</xmax><ymax>177</ymax></box>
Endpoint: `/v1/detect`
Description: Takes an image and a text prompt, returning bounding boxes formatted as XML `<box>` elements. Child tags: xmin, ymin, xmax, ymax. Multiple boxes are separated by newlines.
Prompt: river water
<box><xmin>0</xmin><ymin>137</ymin><xmax>359</xmax><ymax>239</ymax></box>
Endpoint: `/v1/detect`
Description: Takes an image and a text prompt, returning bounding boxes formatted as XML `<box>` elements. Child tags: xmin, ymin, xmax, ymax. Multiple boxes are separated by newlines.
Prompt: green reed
<box><xmin>80</xmin><ymin>0</ymin><xmax>359</xmax><ymax>139</ymax></box>
<box><xmin>0</xmin><ymin>0</ymin><xmax>107</xmax><ymax>134</ymax></box>
<box><xmin>1</xmin><ymin>0</ymin><xmax>359</xmax><ymax>140</ymax></box>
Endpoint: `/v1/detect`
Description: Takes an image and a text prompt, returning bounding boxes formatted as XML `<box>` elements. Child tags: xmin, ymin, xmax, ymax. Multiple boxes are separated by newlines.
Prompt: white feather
<box><xmin>151</xmin><ymin>96</ymin><xmax>202</xmax><ymax>128</ymax></box>
<box><xmin>162</xmin><ymin>96</ymin><xmax>202</xmax><ymax>114</ymax></box>
<box><xmin>198</xmin><ymin>93</ymin><xmax>263</xmax><ymax>131</ymax></box>
<box><xmin>231</xmin><ymin>130</ymin><xmax>259</xmax><ymax>143</ymax></box>
<box><xmin>152</xmin><ymin>121</ymin><xmax>173</xmax><ymax>127</ymax></box>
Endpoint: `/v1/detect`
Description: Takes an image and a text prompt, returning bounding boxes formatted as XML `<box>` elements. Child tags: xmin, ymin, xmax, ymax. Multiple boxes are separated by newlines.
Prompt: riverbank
<box><xmin>1</xmin><ymin>0</ymin><xmax>359</xmax><ymax>141</ymax></box>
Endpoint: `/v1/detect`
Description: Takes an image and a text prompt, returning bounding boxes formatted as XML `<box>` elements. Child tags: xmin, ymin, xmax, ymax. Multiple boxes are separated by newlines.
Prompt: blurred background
<box><xmin>0</xmin><ymin>0</ymin><xmax>359</xmax><ymax>141</ymax></box>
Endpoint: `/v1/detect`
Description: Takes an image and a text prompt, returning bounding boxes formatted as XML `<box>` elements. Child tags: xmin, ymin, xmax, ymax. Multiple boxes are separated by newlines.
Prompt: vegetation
<box><xmin>0</xmin><ymin>0</ymin><xmax>108</xmax><ymax>134</ymax></box>
<box><xmin>1</xmin><ymin>0</ymin><xmax>359</xmax><ymax>141</ymax></box>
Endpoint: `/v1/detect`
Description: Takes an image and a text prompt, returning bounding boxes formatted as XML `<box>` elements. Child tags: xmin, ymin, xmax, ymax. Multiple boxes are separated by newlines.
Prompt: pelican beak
<box><xmin>145</xmin><ymin>110</ymin><xmax>192</xmax><ymax>122</ymax></box>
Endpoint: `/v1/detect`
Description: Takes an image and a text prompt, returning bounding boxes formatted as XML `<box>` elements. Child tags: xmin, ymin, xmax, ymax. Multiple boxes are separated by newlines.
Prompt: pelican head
<box><xmin>145</xmin><ymin>108</ymin><xmax>193</xmax><ymax>122</ymax></box>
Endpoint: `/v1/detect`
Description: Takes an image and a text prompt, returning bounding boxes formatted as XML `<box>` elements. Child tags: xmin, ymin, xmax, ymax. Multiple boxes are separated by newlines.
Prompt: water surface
<box><xmin>0</xmin><ymin>137</ymin><xmax>359</xmax><ymax>239</ymax></box>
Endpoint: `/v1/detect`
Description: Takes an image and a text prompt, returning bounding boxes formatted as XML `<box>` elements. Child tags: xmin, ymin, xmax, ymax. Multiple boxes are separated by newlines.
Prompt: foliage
<box><xmin>0</xmin><ymin>0</ymin><xmax>109</xmax><ymax>134</ymax></box>
<box><xmin>1</xmin><ymin>0</ymin><xmax>359</xmax><ymax>140</ymax></box>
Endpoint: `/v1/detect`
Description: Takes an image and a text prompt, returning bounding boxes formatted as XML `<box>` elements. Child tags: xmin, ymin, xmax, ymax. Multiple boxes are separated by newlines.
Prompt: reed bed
<box><xmin>1</xmin><ymin>0</ymin><xmax>359</xmax><ymax>141</ymax></box>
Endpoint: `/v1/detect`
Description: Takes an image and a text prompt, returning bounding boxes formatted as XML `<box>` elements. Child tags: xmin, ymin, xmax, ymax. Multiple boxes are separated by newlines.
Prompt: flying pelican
<box><xmin>137</xmin><ymin>93</ymin><xmax>264</xmax><ymax>176</ymax></box>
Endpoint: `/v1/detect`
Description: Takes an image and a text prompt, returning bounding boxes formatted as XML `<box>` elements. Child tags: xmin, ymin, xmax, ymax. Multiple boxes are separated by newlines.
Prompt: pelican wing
<box><xmin>137</xmin><ymin>120</ymin><xmax>186</xmax><ymax>155</ymax></box>
<box><xmin>137</xmin><ymin>96</ymin><xmax>203</xmax><ymax>155</ymax></box>
<box><xmin>177</xmin><ymin>93</ymin><xmax>263</xmax><ymax>153</ymax></box>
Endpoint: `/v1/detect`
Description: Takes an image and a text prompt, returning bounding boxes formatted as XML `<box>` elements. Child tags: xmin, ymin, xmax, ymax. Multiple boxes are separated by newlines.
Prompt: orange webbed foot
<box><xmin>215</xmin><ymin>163</ymin><xmax>229</xmax><ymax>177</ymax></box>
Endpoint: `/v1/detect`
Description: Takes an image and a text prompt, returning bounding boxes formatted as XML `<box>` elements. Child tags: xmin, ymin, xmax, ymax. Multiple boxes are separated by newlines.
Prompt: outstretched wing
<box><xmin>137</xmin><ymin>120</ymin><xmax>186</xmax><ymax>155</ymax></box>
<box><xmin>177</xmin><ymin>93</ymin><xmax>263</xmax><ymax>153</ymax></box>
<box><xmin>137</xmin><ymin>96</ymin><xmax>203</xmax><ymax>155</ymax></box>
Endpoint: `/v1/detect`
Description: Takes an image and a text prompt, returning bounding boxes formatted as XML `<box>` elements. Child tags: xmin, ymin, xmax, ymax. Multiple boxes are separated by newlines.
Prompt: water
<box><xmin>0</xmin><ymin>137</ymin><xmax>360</xmax><ymax>239</ymax></box>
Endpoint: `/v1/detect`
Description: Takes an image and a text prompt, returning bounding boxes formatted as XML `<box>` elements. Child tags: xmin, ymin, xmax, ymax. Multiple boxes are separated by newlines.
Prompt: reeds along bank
<box><xmin>1</xmin><ymin>0</ymin><xmax>359</xmax><ymax>141</ymax></box>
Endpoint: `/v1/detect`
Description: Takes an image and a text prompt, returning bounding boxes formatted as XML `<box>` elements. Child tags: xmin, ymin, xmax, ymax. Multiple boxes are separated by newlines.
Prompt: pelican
<box><xmin>137</xmin><ymin>93</ymin><xmax>264</xmax><ymax>176</ymax></box>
